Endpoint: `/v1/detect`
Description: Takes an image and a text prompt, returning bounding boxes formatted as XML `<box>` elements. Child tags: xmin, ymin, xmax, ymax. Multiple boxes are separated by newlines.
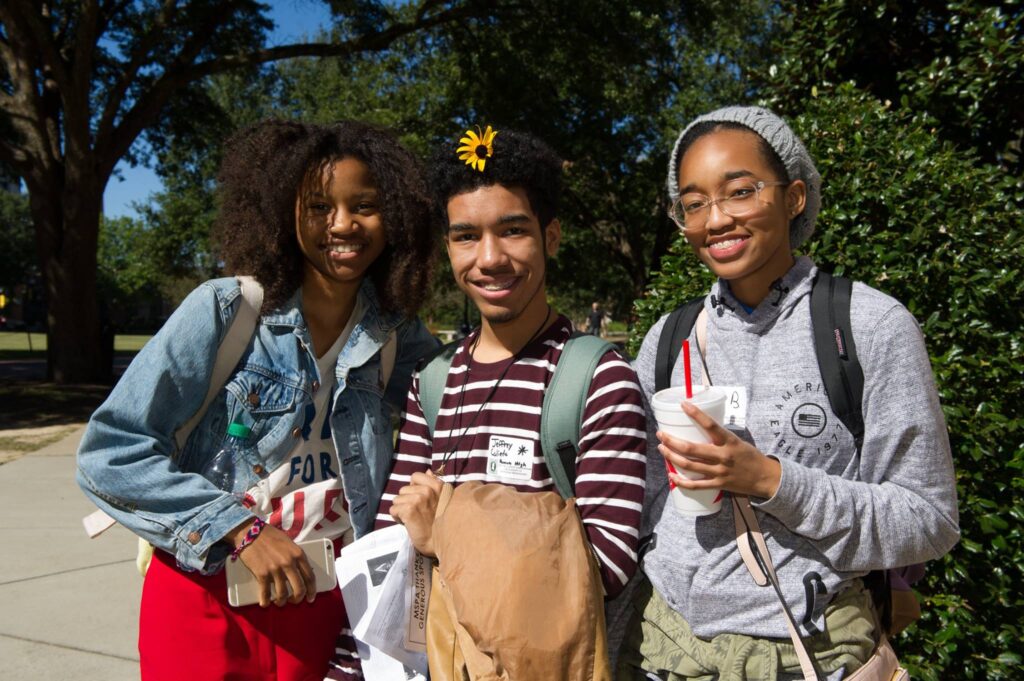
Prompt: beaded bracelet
<box><xmin>229</xmin><ymin>517</ymin><xmax>266</xmax><ymax>562</ymax></box>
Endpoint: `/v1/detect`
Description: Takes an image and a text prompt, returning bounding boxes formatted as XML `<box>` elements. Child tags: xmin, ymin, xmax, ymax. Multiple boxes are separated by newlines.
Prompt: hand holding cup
<box><xmin>657</xmin><ymin>398</ymin><xmax>782</xmax><ymax>506</ymax></box>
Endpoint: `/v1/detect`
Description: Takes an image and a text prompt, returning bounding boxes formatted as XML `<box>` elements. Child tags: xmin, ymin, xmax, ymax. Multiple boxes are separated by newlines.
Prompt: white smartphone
<box><xmin>225</xmin><ymin>537</ymin><xmax>337</xmax><ymax>607</ymax></box>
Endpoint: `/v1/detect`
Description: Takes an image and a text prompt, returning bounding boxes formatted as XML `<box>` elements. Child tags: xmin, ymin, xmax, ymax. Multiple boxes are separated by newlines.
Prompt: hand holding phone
<box><xmin>225</xmin><ymin>525</ymin><xmax>336</xmax><ymax>607</ymax></box>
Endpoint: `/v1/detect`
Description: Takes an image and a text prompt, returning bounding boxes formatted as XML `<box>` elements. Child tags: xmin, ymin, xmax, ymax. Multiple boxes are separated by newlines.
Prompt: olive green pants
<box><xmin>615</xmin><ymin>578</ymin><xmax>877</xmax><ymax>681</ymax></box>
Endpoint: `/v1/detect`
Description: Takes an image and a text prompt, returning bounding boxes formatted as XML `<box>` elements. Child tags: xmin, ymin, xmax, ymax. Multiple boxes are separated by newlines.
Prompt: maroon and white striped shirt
<box><xmin>376</xmin><ymin>316</ymin><xmax>647</xmax><ymax>597</ymax></box>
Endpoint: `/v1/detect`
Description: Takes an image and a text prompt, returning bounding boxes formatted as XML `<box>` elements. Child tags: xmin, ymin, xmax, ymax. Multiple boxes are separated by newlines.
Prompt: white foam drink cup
<box><xmin>651</xmin><ymin>386</ymin><xmax>728</xmax><ymax>516</ymax></box>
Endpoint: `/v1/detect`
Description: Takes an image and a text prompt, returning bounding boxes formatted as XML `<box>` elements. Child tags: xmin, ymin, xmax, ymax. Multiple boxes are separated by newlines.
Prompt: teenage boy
<box><xmin>375</xmin><ymin>129</ymin><xmax>647</xmax><ymax>599</ymax></box>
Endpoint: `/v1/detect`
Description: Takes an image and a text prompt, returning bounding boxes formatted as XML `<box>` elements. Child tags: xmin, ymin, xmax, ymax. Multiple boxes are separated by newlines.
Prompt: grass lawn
<box><xmin>605</xmin><ymin>320</ymin><xmax>628</xmax><ymax>333</ymax></box>
<box><xmin>0</xmin><ymin>332</ymin><xmax>150</xmax><ymax>432</ymax></box>
<box><xmin>0</xmin><ymin>331</ymin><xmax>151</xmax><ymax>359</ymax></box>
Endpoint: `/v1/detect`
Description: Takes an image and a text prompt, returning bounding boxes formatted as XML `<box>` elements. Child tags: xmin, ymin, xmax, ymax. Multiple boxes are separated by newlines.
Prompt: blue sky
<box><xmin>102</xmin><ymin>0</ymin><xmax>332</xmax><ymax>218</ymax></box>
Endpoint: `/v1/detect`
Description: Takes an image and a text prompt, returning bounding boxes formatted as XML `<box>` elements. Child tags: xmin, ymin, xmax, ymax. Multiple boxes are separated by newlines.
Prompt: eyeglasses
<box><xmin>669</xmin><ymin>179</ymin><xmax>789</xmax><ymax>232</ymax></box>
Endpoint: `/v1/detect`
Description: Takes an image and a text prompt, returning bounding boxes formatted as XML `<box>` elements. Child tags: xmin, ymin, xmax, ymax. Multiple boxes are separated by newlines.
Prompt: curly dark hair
<box><xmin>428</xmin><ymin>128</ymin><xmax>563</xmax><ymax>231</ymax></box>
<box><xmin>215</xmin><ymin>119</ymin><xmax>434</xmax><ymax>316</ymax></box>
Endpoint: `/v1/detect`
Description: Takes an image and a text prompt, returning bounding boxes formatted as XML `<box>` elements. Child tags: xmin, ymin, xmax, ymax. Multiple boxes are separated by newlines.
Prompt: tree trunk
<box><xmin>30</xmin><ymin>175</ymin><xmax>105</xmax><ymax>384</ymax></box>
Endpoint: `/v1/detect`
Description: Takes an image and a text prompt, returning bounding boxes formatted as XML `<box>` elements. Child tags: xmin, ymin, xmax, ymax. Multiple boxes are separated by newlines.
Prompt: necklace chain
<box><xmin>435</xmin><ymin>306</ymin><xmax>553</xmax><ymax>478</ymax></box>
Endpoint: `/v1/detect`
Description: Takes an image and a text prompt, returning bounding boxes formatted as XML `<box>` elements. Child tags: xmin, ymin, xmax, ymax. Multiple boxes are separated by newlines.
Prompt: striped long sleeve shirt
<box><xmin>376</xmin><ymin>316</ymin><xmax>647</xmax><ymax>597</ymax></box>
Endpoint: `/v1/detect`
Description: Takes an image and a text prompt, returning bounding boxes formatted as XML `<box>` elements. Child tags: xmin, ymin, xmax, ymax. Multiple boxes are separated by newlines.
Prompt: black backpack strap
<box><xmin>812</xmin><ymin>273</ymin><xmax>901</xmax><ymax>632</ymax></box>
<box><xmin>810</xmin><ymin>271</ymin><xmax>865</xmax><ymax>452</ymax></box>
<box><xmin>654</xmin><ymin>297</ymin><xmax>705</xmax><ymax>392</ymax></box>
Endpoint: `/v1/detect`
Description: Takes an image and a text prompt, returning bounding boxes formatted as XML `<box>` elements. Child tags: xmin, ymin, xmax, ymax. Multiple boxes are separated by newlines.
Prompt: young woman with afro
<box><xmin>78</xmin><ymin>119</ymin><xmax>439</xmax><ymax>680</ymax></box>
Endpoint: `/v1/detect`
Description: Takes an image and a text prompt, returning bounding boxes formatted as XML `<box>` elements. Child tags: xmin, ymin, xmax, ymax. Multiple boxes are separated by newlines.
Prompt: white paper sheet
<box><xmin>362</xmin><ymin>530</ymin><xmax>430</xmax><ymax>664</ymax></box>
<box><xmin>336</xmin><ymin>525</ymin><xmax>428</xmax><ymax>680</ymax></box>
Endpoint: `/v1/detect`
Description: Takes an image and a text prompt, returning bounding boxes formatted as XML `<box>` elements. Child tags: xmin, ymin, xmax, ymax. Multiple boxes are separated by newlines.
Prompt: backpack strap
<box><xmin>379</xmin><ymin>328</ymin><xmax>397</xmax><ymax>390</ymax></box>
<box><xmin>417</xmin><ymin>340</ymin><xmax>460</xmax><ymax>435</ymax></box>
<box><xmin>809</xmin><ymin>271</ymin><xmax>865</xmax><ymax>452</ymax></box>
<box><xmin>541</xmin><ymin>333</ymin><xmax>617</xmax><ymax>500</ymax></box>
<box><xmin>655</xmin><ymin>297</ymin><xmax>705</xmax><ymax>392</ymax></box>
<box><xmin>733</xmin><ymin>494</ymin><xmax>821</xmax><ymax>680</ymax></box>
<box><xmin>416</xmin><ymin>333</ymin><xmax>613</xmax><ymax>501</ymax></box>
<box><xmin>175</xmin><ymin>275</ymin><xmax>263</xmax><ymax>452</ymax></box>
<box><xmin>83</xmin><ymin>276</ymin><xmax>263</xmax><ymax>539</ymax></box>
<box><xmin>810</xmin><ymin>272</ymin><xmax>908</xmax><ymax>631</ymax></box>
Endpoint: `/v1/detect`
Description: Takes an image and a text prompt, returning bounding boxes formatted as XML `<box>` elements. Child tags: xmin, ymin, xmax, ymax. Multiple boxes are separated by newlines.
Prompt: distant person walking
<box><xmin>587</xmin><ymin>301</ymin><xmax>604</xmax><ymax>336</ymax></box>
<box><xmin>77</xmin><ymin>120</ymin><xmax>438</xmax><ymax>681</ymax></box>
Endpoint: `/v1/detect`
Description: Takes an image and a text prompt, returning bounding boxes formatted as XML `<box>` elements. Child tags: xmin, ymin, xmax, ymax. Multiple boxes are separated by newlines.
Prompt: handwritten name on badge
<box><xmin>486</xmin><ymin>435</ymin><xmax>534</xmax><ymax>482</ymax></box>
<box><xmin>716</xmin><ymin>385</ymin><xmax>748</xmax><ymax>428</ymax></box>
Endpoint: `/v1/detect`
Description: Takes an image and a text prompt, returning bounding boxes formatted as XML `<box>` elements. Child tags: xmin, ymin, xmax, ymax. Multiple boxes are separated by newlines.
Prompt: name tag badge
<box><xmin>715</xmin><ymin>385</ymin><xmax>748</xmax><ymax>428</ymax></box>
<box><xmin>485</xmin><ymin>435</ymin><xmax>534</xmax><ymax>482</ymax></box>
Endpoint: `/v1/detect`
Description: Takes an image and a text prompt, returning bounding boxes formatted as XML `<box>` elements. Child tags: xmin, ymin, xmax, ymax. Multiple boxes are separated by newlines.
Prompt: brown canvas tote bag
<box><xmin>426</xmin><ymin>481</ymin><xmax>612</xmax><ymax>681</ymax></box>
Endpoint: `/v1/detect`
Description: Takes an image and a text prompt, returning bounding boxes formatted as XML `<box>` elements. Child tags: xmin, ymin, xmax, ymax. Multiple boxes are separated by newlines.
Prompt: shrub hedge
<box><xmin>630</xmin><ymin>85</ymin><xmax>1024</xmax><ymax>679</ymax></box>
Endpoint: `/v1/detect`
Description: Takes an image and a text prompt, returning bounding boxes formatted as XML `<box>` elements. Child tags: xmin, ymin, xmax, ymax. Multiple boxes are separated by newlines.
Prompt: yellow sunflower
<box><xmin>456</xmin><ymin>125</ymin><xmax>498</xmax><ymax>172</ymax></box>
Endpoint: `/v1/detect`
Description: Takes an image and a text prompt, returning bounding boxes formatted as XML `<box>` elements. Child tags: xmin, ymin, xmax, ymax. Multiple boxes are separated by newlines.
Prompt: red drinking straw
<box><xmin>682</xmin><ymin>339</ymin><xmax>693</xmax><ymax>399</ymax></box>
<box><xmin>666</xmin><ymin>339</ymin><xmax>694</xmax><ymax>489</ymax></box>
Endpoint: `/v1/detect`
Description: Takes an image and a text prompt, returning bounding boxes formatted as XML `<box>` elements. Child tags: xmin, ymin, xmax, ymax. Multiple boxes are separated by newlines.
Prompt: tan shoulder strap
<box><xmin>733</xmin><ymin>495</ymin><xmax>819</xmax><ymax>680</ymax></box>
<box><xmin>700</xmin><ymin>303</ymin><xmax>817</xmax><ymax>679</ymax></box>
<box><xmin>732</xmin><ymin>495</ymin><xmax>770</xmax><ymax>587</ymax></box>
<box><xmin>175</xmin><ymin>275</ymin><xmax>263</xmax><ymax>451</ymax></box>
<box><xmin>380</xmin><ymin>328</ymin><xmax>397</xmax><ymax>389</ymax></box>
<box><xmin>84</xmin><ymin>277</ymin><xmax>262</xmax><ymax>538</ymax></box>
<box><xmin>695</xmin><ymin>308</ymin><xmax>710</xmax><ymax>388</ymax></box>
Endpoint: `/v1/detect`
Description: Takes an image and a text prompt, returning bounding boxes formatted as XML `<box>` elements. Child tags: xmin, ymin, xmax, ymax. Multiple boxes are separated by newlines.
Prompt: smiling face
<box><xmin>445</xmin><ymin>184</ymin><xmax>560</xmax><ymax>327</ymax></box>
<box><xmin>676</xmin><ymin>128</ymin><xmax>806</xmax><ymax>306</ymax></box>
<box><xmin>295</xmin><ymin>157</ymin><xmax>387</xmax><ymax>293</ymax></box>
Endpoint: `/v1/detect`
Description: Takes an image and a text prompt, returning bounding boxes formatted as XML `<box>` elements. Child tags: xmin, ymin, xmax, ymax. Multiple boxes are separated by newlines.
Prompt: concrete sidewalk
<box><xmin>0</xmin><ymin>425</ymin><xmax>141</xmax><ymax>680</ymax></box>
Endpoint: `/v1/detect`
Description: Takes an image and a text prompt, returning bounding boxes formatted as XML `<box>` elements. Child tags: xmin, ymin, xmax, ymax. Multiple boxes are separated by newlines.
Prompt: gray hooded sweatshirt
<box><xmin>633</xmin><ymin>256</ymin><xmax>959</xmax><ymax>639</ymax></box>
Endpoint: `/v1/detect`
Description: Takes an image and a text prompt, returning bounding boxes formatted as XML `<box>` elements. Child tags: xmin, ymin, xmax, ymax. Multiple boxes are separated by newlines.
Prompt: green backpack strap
<box><xmin>541</xmin><ymin>333</ymin><xmax>617</xmax><ymax>499</ymax></box>
<box><xmin>417</xmin><ymin>340</ymin><xmax>460</xmax><ymax>435</ymax></box>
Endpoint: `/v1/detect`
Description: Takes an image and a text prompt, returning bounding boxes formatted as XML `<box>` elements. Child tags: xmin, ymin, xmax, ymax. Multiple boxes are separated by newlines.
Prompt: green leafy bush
<box><xmin>631</xmin><ymin>86</ymin><xmax>1024</xmax><ymax>679</ymax></box>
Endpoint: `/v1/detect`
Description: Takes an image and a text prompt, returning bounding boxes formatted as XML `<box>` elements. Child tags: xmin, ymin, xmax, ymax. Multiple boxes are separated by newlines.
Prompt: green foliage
<box><xmin>798</xmin><ymin>90</ymin><xmax>1023</xmax><ymax>681</ymax></box>
<box><xmin>97</xmin><ymin>212</ymin><xmax>214</xmax><ymax>329</ymax></box>
<box><xmin>96</xmin><ymin>216</ymin><xmax>163</xmax><ymax>329</ymax></box>
<box><xmin>762</xmin><ymin>0</ymin><xmax>1024</xmax><ymax>173</ymax></box>
<box><xmin>140</xmin><ymin>0</ymin><xmax>779</xmax><ymax>324</ymax></box>
<box><xmin>0</xmin><ymin>191</ymin><xmax>35</xmax><ymax>292</ymax></box>
<box><xmin>436</xmin><ymin>0</ymin><xmax>777</xmax><ymax>319</ymax></box>
<box><xmin>632</xmin><ymin>85</ymin><xmax>1024</xmax><ymax>679</ymax></box>
<box><xmin>751</xmin><ymin>5</ymin><xmax>1024</xmax><ymax>674</ymax></box>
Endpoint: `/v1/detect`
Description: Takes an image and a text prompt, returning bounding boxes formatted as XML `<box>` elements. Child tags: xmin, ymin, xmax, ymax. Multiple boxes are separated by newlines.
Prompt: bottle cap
<box><xmin>227</xmin><ymin>422</ymin><xmax>252</xmax><ymax>439</ymax></box>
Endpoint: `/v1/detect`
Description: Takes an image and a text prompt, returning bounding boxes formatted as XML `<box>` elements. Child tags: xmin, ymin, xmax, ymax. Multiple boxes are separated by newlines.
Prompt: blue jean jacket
<box><xmin>76</xmin><ymin>277</ymin><xmax>437</xmax><ymax>573</ymax></box>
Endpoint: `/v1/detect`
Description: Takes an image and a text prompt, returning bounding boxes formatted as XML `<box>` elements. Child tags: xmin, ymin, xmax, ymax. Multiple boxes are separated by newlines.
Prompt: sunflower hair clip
<box><xmin>456</xmin><ymin>125</ymin><xmax>498</xmax><ymax>172</ymax></box>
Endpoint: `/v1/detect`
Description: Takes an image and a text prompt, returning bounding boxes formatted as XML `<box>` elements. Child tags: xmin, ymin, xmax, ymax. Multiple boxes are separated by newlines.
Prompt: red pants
<box><xmin>139</xmin><ymin>550</ymin><xmax>345</xmax><ymax>681</ymax></box>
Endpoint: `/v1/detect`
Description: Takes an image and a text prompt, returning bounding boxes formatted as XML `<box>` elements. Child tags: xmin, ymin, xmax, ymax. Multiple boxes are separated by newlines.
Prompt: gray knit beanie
<box><xmin>666</xmin><ymin>106</ymin><xmax>821</xmax><ymax>250</ymax></box>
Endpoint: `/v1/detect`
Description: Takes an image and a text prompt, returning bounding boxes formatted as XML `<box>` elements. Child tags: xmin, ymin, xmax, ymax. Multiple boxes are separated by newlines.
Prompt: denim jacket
<box><xmin>77</xmin><ymin>277</ymin><xmax>437</xmax><ymax>573</ymax></box>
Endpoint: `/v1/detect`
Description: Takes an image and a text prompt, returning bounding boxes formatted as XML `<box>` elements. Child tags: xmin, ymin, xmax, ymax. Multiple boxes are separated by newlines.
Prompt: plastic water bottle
<box><xmin>202</xmin><ymin>422</ymin><xmax>251</xmax><ymax>495</ymax></box>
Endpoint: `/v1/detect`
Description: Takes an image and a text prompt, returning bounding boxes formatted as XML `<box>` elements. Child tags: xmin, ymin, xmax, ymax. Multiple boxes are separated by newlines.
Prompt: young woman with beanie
<box><xmin>77</xmin><ymin>119</ymin><xmax>438</xmax><ymax>680</ymax></box>
<box><xmin>617</xmin><ymin>106</ymin><xmax>960</xmax><ymax>680</ymax></box>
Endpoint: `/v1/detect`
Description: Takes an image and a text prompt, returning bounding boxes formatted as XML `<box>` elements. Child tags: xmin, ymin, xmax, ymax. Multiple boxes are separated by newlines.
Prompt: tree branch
<box><xmin>64</xmin><ymin>0</ymin><xmax>101</xmax><ymax>156</ymax></box>
<box><xmin>0</xmin><ymin>132</ymin><xmax>29</xmax><ymax>170</ymax></box>
<box><xmin>101</xmin><ymin>2</ymin><xmax>491</xmax><ymax>176</ymax></box>
<box><xmin>95</xmin><ymin>0</ymin><xmax>180</xmax><ymax>146</ymax></box>
<box><xmin>0</xmin><ymin>30</ymin><xmax>18</xmax><ymax>79</ymax></box>
<box><xmin>193</xmin><ymin>0</ymin><xmax>490</xmax><ymax>78</ymax></box>
<box><xmin>5</xmin><ymin>1</ymin><xmax>73</xmax><ymax>96</ymax></box>
<box><xmin>96</xmin><ymin>0</ymin><xmax>133</xmax><ymax>37</ymax></box>
<box><xmin>96</xmin><ymin>0</ymin><xmax>242</xmax><ymax>169</ymax></box>
<box><xmin>0</xmin><ymin>5</ymin><xmax>59</xmax><ymax>170</ymax></box>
